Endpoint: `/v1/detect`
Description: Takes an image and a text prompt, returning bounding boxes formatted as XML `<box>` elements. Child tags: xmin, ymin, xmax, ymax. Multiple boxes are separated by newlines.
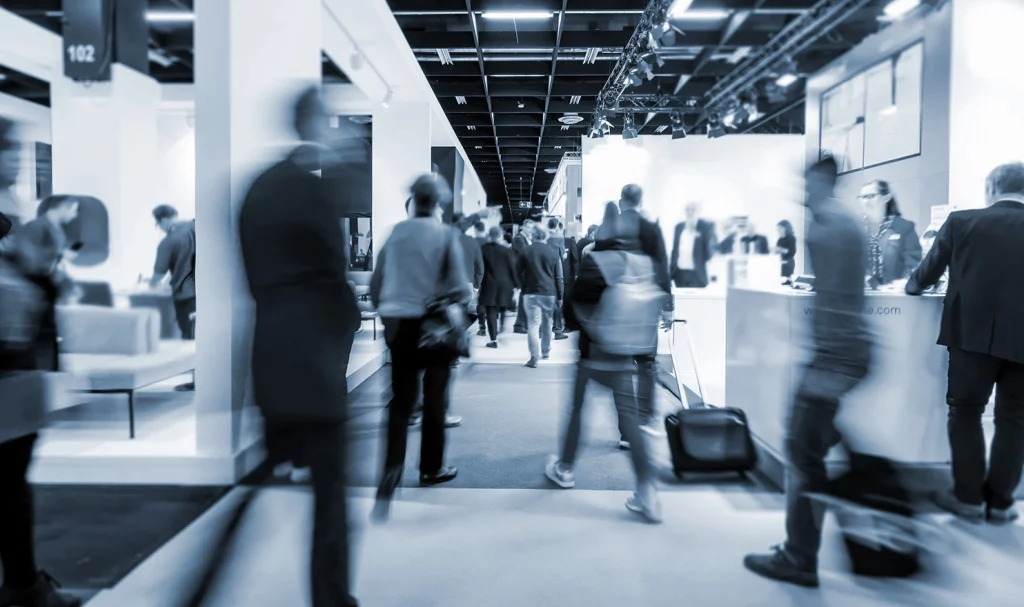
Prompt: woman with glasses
<box><xmin>858</xmin><ymin>180</ymin><xmax>922</xmax><ymax>287</ymax></box>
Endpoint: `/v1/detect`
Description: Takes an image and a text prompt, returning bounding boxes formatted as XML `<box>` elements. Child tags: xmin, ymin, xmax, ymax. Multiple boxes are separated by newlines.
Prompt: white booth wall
<box><xmin>582</xmin><ymin>134</ymin><xmax>806</xmax><ymax>276</ymax></box>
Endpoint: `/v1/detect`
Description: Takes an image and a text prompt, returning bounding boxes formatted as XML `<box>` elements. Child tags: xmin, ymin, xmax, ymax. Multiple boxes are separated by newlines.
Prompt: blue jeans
<box><xmin>524</xmin><ymin>294</ymin><xmax>555</xmax><ymax>360</ymax></box>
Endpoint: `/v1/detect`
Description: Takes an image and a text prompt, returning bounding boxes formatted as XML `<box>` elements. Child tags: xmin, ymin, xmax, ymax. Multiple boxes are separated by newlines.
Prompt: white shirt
<box><xmin>677</xmin><ymin>224</ymin><xmax>697</xmax><ymax>271</ymax></box>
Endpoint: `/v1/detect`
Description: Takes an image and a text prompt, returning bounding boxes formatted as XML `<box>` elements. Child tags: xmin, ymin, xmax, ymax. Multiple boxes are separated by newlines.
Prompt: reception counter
<box><xmin>666</xmin><ymin>286</ymin><xmax>727</xmax><ymax>407</ymax></box>
<box><xmin>725</xmin><ymin>285</ymin><xmax>951</xmax><ymax>481</ymax></box>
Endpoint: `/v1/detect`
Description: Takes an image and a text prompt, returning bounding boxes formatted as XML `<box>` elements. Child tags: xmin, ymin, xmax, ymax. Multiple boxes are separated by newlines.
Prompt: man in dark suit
<box><xmin>617</xmin><ymin>185</ymin><xmax>673</xmax><ymax>433</ymax></box>
<box><xmin>451</xmin><ymin>213</ymin><xmax>484</xmax><ymax>337</ymax></box>
<box><xmin>517</xmin><ymin>226</ymin><xmax>563</xmax><ymax>368</ymax></box>
<box><xmin>906</xmin><ymin>162</ymin><xmax>1024</xmax><ymax>525</ymax></box>
<box><xmin>575</xmin><ymin>224</ymin><xmax>598</xmax><ymax>261</ymax></box>
<box><xmin>512</xmin><ymin>219</ymin><xmax>536</xmax><ymax>334</ymax></box>
<box><xmin>479</xmin><ymin>226</ymin><xmax>518</xmax><ymax>348</ymax></box>
<box><xmin>238</xmin><ymin>87</ymin><xmax>361</xmax><ymax>607</ymax></box>
<box><xmin>670</xmin><ymin>201</ymin><xmax>717</xmax><ymax>288</ymax></box>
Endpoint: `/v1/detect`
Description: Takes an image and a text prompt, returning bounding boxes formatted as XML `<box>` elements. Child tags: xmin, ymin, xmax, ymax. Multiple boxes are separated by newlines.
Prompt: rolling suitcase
<box><xmin>664</xmin><ymin>319</ymin><xmax>757</xmax><ymax>478</ymax></box>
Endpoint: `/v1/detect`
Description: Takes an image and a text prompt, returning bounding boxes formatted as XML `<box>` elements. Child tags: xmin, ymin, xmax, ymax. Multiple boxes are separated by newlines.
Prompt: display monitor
<box><xmin>820</xmin><ymin>41</ymin><xmax>924</xmax><ymax>175</ymax></box>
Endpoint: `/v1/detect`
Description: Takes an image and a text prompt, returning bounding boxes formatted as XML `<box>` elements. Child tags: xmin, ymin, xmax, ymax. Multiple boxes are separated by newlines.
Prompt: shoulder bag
<box><xmin>418</xmin><ymin>228</ymin><xmax>470</xmax><ymax>357</ymax></box>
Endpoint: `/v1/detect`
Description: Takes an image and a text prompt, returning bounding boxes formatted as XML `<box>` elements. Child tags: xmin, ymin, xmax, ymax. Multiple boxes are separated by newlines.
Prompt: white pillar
<box><xmin>372</xmin><ymin>102</ymin><xmax>432</xmax><ymax>249</ymax></box>
<box><xmin>193</xmin><ymin>0</ymin><xmax>321</xmax><ymax>458</ymax></box>
<box><xmin>50</xmin><ymin>65</ymin><xmax>160</xmax><ymax>288</ymax></box>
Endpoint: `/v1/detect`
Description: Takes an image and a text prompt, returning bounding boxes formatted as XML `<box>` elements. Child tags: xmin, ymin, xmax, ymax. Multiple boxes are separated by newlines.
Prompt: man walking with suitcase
<box><xmin>744</xmin><ymin>157</ymin><xmax>873</xmax><ymax>588</ymax></box>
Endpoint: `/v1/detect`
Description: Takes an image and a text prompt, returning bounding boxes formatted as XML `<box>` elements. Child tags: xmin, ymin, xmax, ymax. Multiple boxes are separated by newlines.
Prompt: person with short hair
<box><xmin>906</xmin><ymin>162</ymin><xmax>1024</xmax><ymax>524</ymax></box>
<box><xmin>479</xmin><ymin>226</ymin><xmax>518</xmax><ymax>348</ymax></box>
<box><xmin>671</xmin><ymin>201</ymin><xmax>717</xmax><ymax>287</ymax></box>
<box><xmin>775</xmin><ymin>219</ymin><xmax>797</xmax><ymax>282</ymax></box>
<box><xmin>511</xmin><ymin>219</ymin><xmax>536</xmax><ymax>333</ymax></box>
<box><xmin>473</xmin><ymin>220</ymin><xmax>488</xmax><ymax>246</ymax></box>
<box><xmin>516</xmin><ymin>225</ymin><xmax>563</xmax><ymax>367</ymax></box>
<box><xmin>370</xmin><ymin>174</ymin><xmax>469</xmax><ymax>521</ymax></box>
<box><xmin>575</xmin><ymin>224</ymin><xmax>599</xmax><ymax>263</ymax></box>
<box><xmin>239</xmin><ymin>85</ymin><xmax>361</xmax><ymax>607</ymax></box>
<box><xmin>151</xmin><ymin>205</ymin><xmax>197</xmax><ymax>342</ymax></box>
<box><xmin>744</xmin><ymin>157</ymin><xmax>873</xmax><ymax>588</ymax></box>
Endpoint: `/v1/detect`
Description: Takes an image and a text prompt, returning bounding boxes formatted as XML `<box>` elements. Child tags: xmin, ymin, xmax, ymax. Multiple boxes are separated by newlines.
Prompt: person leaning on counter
<box><xmin>859</xmin><ymin>180</ymin><xmax>921</xmax><ymax>286</ymax></box>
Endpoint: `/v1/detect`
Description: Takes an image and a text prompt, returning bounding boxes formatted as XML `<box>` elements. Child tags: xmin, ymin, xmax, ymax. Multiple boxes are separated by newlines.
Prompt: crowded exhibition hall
<box><xmin>1</xmin><ymin>0</ymin><xmax>1023</xmax><ymax>605</ymax></box>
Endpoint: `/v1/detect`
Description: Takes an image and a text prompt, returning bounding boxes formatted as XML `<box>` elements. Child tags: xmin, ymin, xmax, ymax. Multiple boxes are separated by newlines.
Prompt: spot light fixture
<box><xmin>622</xmin><ymin>115</ymin><xmax>639</xmax><ymax>140</ymax></box>
<box><xmin>707</xmin><ymin>114</ymin><xmax>726</xmax><ymax>139</ymax></box>
<box><xmin>670</xmin><ymin>111</ymin><xmax>687</xmax><ymax>140</ymax></box>
<box><xmin>626</xmin><ymin>68</ymin><xmax>644</xmax><ymax>88</ymax></box>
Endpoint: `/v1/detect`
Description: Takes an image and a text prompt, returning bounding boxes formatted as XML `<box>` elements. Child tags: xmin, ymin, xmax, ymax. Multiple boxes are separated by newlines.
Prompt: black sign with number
<box><xmin>63</xmin><ymin>0</ymin><xmax>114</xmax><ymax>81</ymax></box>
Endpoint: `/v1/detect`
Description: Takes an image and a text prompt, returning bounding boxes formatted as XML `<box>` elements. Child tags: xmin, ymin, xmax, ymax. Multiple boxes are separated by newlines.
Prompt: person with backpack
<box><xmin>543</xmin><ymin>203</ymin><xmax>669</xmax><ymax>523</ymax></box>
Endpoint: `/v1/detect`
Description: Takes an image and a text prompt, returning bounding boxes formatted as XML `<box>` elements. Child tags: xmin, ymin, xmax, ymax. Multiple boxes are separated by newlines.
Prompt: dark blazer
<box><xmin>516</xmin><ymin>242</ymin><xmax>563</xmax><ymax>299</ymax></box>
<box><xmin>458</xmin><ymin>231</ymin><xmax>484</xmax><ymax>289</ymax></box>
<box><xmin>575</xmin><ymin>235</ymin><xmax>594</xmax><ymax>261</ymax></box>
<box><xmin>740</xmin><ymin>234</ymin><xmax>770</xmax><ymax>255</ymax></box>
<box><xmin>479</xmin><ymin>242</ymin><xmax>517</xmax><ymax>307</ymax></box>
<box><xmin>239</xmin><ymin>149</ymin><xmax>360</xmax><ymax>422</ymax></box>
<box><xmin>618</xmin><ymin>209</ymin><xmax>672</xmax><ymax>307</ymax></box>
<box><xmin>670</xmin><ymin>219</ymin><xmax>716</xmax><ymax>288</ymax></box>
<box><xmin>906</xmin><ymin>200</ymin><xmax>1024</xmax><ymax>365</ymax></box>
<box><xmin>875</xmin><ymin>215</ymin><xmax>923</xmax><ymax>284</ymax></box>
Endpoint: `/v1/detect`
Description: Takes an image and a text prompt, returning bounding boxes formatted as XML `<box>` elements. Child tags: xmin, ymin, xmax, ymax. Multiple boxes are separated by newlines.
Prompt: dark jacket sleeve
<box><xmin>669</xmin><ymin>222</ymin><xmax>681</xmax><ymax>273</ymax></box>
<box><xmin>554</xmin><ymin>252</ymin><xmax>564</xmax><ymax>301</ymax></box>
<box><xmin>565</xmin><ymin>255</ymin><xmax>607</xmax><ymax>332</ymax></box>
<box><xmin>906</xmin><ymin>217</ymin><xmax>953</xmax><ymax>295</ymax></box>
<box><xmin>900</xmin><ymin>219</ymin><xmax>923</xmax><ymax>279</ymax></box>
<box><xmin>643</xmin><ymin>220</ymin><xmax>673</xmax><ymax>307</ymax></box>
<box><xmin>473</xmin><ymin>241</ymin><xmax>484</xmax><ymax>289</ymax></box>
<box><xmin>370</xmin><ymin>245</ymin><xmax>386</xmax><ymax>309</ymax></box>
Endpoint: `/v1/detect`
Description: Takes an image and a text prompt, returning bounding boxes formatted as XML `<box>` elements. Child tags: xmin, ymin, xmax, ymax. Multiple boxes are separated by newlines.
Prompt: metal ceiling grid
<box><xmin>388</xmin><ymin>0</ymin><xmax>892</xmax><ymax>213</ymax></box>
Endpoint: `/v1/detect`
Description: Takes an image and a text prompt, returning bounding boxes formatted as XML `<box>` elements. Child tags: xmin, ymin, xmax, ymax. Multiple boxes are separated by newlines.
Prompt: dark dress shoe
<box><xmin>0</xmin><ymin>571</ymin><xmax>82</xmax><ymax>607</ymax></box>
<box><xmin>420</xmin><ymin>466</ymin><xmax>458</xmax><ymax>486</ymax></box>
<box><xmin>743</xmin><ymin>547</ymin><xmax>818</xmax><ymax>588</ymax></box>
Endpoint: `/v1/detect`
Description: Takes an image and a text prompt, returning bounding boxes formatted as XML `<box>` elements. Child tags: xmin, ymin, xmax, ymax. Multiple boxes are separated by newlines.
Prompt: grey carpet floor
<box><xmin>344</xmin><ymin>363</ymin><xmax>766</xmax><ymax>493</ymax></box>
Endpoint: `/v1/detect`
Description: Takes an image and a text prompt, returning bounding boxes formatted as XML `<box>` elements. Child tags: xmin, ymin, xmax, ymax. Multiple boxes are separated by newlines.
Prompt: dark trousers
<box><xmin>174</xmin><ymin>297</ymin><xmax>197</xmax><ymax>340</ymax></box>
<box><xmin>484</xmin><ymin>306</ymin><xmax>506</xmax><ymax>342</ymax></box>
<box><xmin>783</xmin><ymin>393</ymin><xmax>842</xmax><ymax>568</ymax></box>
<box><xmin>514</xmin><ymin>292</ymin><xmax>527</xmax><ymax>331</ymax></box>
<box><xmin>0</xmin><ymin>433</ymin><xmax>39</xmax><ymax>590</ymax></box>
<box><xmin>946</xmin><ymin>347</ymin><xmax>1024</xmax><ymax>509</ymax></box>
<box><xmin>634</xmin><ymin>354</ymin><xmax>657</xmax><ymax>422</ymax></box>
<box><xmin>264</xmin><ymin>421</ymin><xmax>354</xmax><ymax>606</ymax></box>
<box><xmin>382</xmin><ymin>317</ymin><xmax>453</xmax><ymax>475</ymax></box>
<box><xmin>553</xmin><ymin>305</ymin><xmax>565</xmax><ymax>334</ymax></box>
<box><xmin>560</xmin><ymin>361</ymin><xmax>653</xmax><ymax>485</ymax></box>
<box><xmin>673</xmin><ymin>269</ymin><xmax>706</xmax><ymax>289</ymax></box>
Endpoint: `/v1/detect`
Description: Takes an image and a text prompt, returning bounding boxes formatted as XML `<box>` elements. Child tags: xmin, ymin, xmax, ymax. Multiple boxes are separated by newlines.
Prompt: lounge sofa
<box><xmin>56</xmin><ymin>305</ymin><xmax>196</xmax><ymax>439</ymax></box>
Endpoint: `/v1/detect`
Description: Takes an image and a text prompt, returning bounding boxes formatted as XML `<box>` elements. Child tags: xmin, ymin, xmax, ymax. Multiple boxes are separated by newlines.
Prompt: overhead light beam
<box><xmin>146</xmin><ymin>11</ymin><xmax>195</xmax><ymax>22</ymax></box>
<box><xmin>481</xmin><ymin>11</ymin><xmax>554</xmax><ymax>20</ymax></box>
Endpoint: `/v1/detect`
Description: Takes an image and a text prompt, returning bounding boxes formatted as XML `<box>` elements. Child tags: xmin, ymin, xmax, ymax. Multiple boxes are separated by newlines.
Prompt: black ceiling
<box><xmin>0</xmin><ymin>0</ymin><xmax>348</xmax><ymax>107</ymax></box>
<box><xmin>387</xmin><ymin>0</ymin><xmax>894</xmax><ymax>213</ymax></box>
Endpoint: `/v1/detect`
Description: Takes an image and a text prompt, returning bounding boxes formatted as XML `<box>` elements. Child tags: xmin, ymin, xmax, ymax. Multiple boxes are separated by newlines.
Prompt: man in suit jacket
<box><xmin>575</xmin><ymin>224</ymin><xmax>599</xmax><ymax>263</ymax></box>
<box><xmin>670</xmin><ymin>201</ymin><xmax>717</xmax><ymax>288</ymax></box>
<box><xmin>516</xmin><ymin>226</ymin><xmax>563</xmax><ymax>367</ymax></box>
<box><xmin>479</xmin><ymin>226</ymin><xmax>518</xmax><ymax>347</ymax></box>
<box><xmin>238</xmin><ymin>87</ymin><xmax>360</xmax><ymax>607</ymax></box>
<box><xmin>617</xmin><ymin>184</ymin><xmax>673</xmax><ymax>432</ymax></box>
<box><xmin>512</xmin><ymin>219</ymin><xmax>536</xmax><ymax>333</ymax></box>
<box><xmin>906</xmin><ymin>162</ymin><xmax>1024</xmax><ymax>524</ymax></box>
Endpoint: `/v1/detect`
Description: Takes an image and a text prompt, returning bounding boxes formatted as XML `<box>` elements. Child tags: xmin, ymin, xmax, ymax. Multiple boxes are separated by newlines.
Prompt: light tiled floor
<box><xmin>86</xmin><ymin>486</ymin><xmax>1024</xmax><ymax>607</ymax></box>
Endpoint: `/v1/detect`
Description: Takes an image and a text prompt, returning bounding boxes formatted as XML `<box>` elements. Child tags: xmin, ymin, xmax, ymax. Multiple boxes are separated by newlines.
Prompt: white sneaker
<box><xmin>625</xmin><ymin>491</ymin><xmax>662</xmax><ymax>524</ymax></box>
<box><xmin>545</xmin><ymin>455</ymin><xmax>575</xmax><ymax>489</ymax></box>
<box><xmin>618</xmin><ymin>440</ymin><xmax>631</xmax><ymax>450</ymax></box>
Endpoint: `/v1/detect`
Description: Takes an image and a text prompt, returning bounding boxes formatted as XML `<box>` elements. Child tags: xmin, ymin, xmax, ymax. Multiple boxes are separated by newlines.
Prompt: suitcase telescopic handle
<box><xmin>668</xmin><ymin>319</ymin><xmax>706</xmax><ymax>409</ymax></box>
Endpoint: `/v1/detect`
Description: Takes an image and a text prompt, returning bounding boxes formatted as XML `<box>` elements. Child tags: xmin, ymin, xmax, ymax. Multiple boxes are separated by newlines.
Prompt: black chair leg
<box><xmin>128</xmin><ymin>390</ymin><xmax>135</xmax><ymax>439</ymax></box>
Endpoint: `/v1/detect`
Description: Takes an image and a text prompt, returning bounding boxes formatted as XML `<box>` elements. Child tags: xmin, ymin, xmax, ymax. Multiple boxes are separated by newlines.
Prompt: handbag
<box><xmin>418</xmin><ymin>229</ymin><xmax>470</xmax><ymax>357</ymax></box>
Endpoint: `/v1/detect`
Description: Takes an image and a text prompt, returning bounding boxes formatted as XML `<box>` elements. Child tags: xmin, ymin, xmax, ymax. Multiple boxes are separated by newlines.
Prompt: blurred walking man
<box><xmin>239</xmin><ymin>87</ymin><xmax>361</xmax><ymax>607</ymax></box>
<box><xmin>512</xmin><ymin>219</ymin><xmax>536</xmax><ymax>334</ymax></box>
<box><xmin>744</xmin><ymin>158</ymin><xmax>872</xmax><ymax>588</ymax></box>
<box><xmin>906</xmin><ymin>162</ymin><xmax>1024</xmax><ymax>524</ymax></box>
<box><xmin>517</xmin><ymin>226</ymin><xmax>563</xmax><ymax>368</ymax></box>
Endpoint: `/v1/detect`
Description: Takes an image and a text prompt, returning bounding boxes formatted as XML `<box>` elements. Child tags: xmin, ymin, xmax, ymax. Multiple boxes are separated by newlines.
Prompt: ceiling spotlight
<box><xmin>622</xmin><ymin>115</ymin><xmax>639</xmax><ymax>140</ymax></box>
<box><xmin>776</xmin><ymin>73</ymin><xmax>799</xmax><ymax>88</ymax></box>
<box><xmin>670</xmin><ymin>111</ymin><xmax>687</xmax><ymax>140</ymax></box>
<box><xmin>627</xmin><ymin>68</ymin><xmax>644</xmax><ymax>88</ymax></box>
<box><xmin>559</xmin><ymin>114</ymin><xmax>584</xmax><ymax>125</ymax></box>
<box><xmin>650</xmin><ymin>22</ymin><xmax>678</xmax><ymax>47</ymax></box>
<box><xmin>708</xmin><ymin>114</ymin><xmax>726</xmax><ymax>139</ymax></box>
<box><xmin>883</xmin><ymin>0</ymin><xmax>921</xmax><ymax>20</ymax></box>
<box><xmin>467</xmin><ymin>125</ymin><xmax>477</xmax><ymax>131</ymax></box>
<box><xmin>517</xmin><ymin>100</ymin><xmax>526</xmax><ymax>109</ymax></box>
<box><xmin>455</xmin><ymin>95</ymin><xmax>468</xmax><ymax>105</ymax></box>
<box><xmin>474</xmin><ymin>146</ymin><xmax>483</xmax><ymax>150</ymax></box>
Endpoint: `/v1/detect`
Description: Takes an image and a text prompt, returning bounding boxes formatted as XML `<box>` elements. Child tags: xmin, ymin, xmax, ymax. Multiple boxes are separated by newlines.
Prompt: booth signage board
<box><xmin>930</xmin><ymin>204</ymin><xmax>954</xmax><ymax>228</ymax></box>
<box><xmin>63</xmin><ymin>0</ymin><xmax>114</xmax><ymax>81</ymax></box>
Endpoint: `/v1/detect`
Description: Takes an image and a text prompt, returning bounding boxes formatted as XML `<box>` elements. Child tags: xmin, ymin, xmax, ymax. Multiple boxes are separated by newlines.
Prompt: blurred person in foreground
<box><xmin>0</xmin><ymin>118</ymin><xmax>21</xmax><ymax>230</ymax></box>
<box><xmin>511</xmin><ymin>219</ymin><xmax>535</xmax><ymax>334</ymax></box>
<box><xmin>517</xmin><ymin>225</ymin><xmax>563</xmax><ymax>368</ymax></box>
<box><xmin>450</xmin><ymin>213</ymin><xmax>484</xmax><ymax>339</ymax></box>
<box><xmin>0</xmin><ymin>204</ymin><xmax>81</xmax><ymax>605</ymax></box>
<box><xmin>370</xmin><ymin>174</ymin><xmax>469</xmax><ymax>522</ymax></box>
<box><xmin>744</xmin><ymin>157</ymin><xmax>873</xmax><ymax>588</ymax></box>
<box><xmin>906</xmin><ymin>162</ymin><xmax>1024</xmax><ymax>524</ymax></box>
<box><xmin>479</xmin><ymin>226</ymin><xmax>517</xmax><ymax>349</ymax></box>
<box><xmin>544</xmin><ymin>201</ymin><xmax>665</xmax><ymax>522</ymax></box>
<box><xmin>617</xmin><ymin>184</ymin><xmax>673</xmax><ymax>434</ymax></box>
<box><xmin>238</xmin><ymin>86</ymin><xmax>360</xmax><ymax>607</ymax></box>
